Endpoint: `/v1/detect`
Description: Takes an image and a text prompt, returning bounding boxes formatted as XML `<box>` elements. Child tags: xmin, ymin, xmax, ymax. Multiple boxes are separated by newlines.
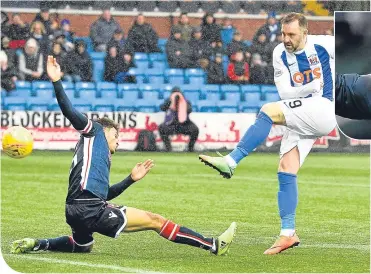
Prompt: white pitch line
<box><xmin>300</xmin><ymin>243</ymin><xmax>370</xmax><ymax>252</ymax></box>
<box><xmin>4</xmin><ymin>254</ymin><xmax>164</xmax><ymax>273</ymax></box>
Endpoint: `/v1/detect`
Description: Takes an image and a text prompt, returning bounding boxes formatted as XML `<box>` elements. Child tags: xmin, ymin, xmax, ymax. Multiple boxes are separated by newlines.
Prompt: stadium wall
<box><xmin>1</xmin><ymin>111</ymin><xmax>369</xmax><ymax>152</ymax></box>
<box><xmin>1</xmin><ymin>8</ymin><xmax>333</xmax><ymax>40</ymax></box>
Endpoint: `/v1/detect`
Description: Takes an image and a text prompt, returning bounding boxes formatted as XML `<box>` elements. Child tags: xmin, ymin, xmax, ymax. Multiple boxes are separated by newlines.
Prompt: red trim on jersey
<box><xmin>81</xmin><ymin>120</ymin><xmax>92</xmax><ymax>134</ymax></box>
<box><xmin>80</xmin><ymin>138</ymin><xmax>92</xmax><ymax>190</ymax></box>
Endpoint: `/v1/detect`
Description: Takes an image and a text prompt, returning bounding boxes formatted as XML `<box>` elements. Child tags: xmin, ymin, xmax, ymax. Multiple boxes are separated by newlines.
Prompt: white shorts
<box><xmin>277</xmin><ymin>96</ymin><xmax>336</xmax><ymax>166</ymax></box>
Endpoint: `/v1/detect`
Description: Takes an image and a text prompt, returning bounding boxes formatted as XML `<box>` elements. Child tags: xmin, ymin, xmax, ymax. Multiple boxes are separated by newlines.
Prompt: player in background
<box><xmin>199</xmin><ymin>13</ymin><xmax>336</xmax><ymax>255</ymax></box>
<box><xmin>335</xmin><ymin>73</ymin><xmax>371</xmax><ymax>119</ymax></box>
<box><xmin>11</xmin><ymin>56</ymin><xmax>236</xmax><ymax>256</ymax></box>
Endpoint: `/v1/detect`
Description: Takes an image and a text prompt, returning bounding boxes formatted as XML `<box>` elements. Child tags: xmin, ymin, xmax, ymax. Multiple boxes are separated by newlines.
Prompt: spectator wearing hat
<box><xmin>1</xmin><ymin>50</ymin><xmax>18</xmax><ymax>92</ymax></box>
<box><xmin>189</xmin><ymin>26</ymin><xmax>211</xmax><ymax>64</ymax></box>
<box><xmin>125</xmin><ymin>14</ymin><xmax>161</xmax><ymax>53</ymax></box>
<box><xmin>107</xmin><ymin>29</ymin><xmax>126</xmax><ymax>53</ymax></box>
<box><xmin>33</xmin><ymin>6</ymin><xmax>52</xmax><ymax>35</ymax></box>
<box><xmin>253</xmin><ymin>11</ymin><xmax>280</xmax><ymax>43</ymax></box>
<box><xmin>8</xmin><ymin>13</ymin><xmax>30</xmax><ymax>41</ymax></box>
<box><xmin>166</xmin><ymin>26</ymin><xmax>195</xmax><ymax>69</ymax></box>
<box><xmin>226</xmin><ymin>30</ymin><xmax>247</xmax><ymax>58</ymax></box>
<box><xmin>90</xmin><ymin>8</ymin><xmax>122</xmax><ymax>52</ymax></box>
<box><xmin>171</xmin><ymin>13</ymin><xmax>193</xmax><ymax>42</ymax></box>
<box><xmin>60</xmin><ymin>19</ymin><xmax>74</xmax><ymax>43</ymax></box>
<box><xmin>159</xmin><ymin>87</ymin><xmax>199</xmax><ymax>152</ymax></box>
<box><xmin>65</xmin><ymin>40</ymin><xmax>92</xmax><ymax>82</ymax></box>
<box><xmin>201</xmin><ymin>13</ymin><xmax>221</xmax><ymax>45</ymax></box>
<box><xmin>54</xmin><ymin>30</ymin><xmax>74</xmax><ymax>53</ymax></box>
<box><xmin>227</xmin><ymin>50</ymin><xmax>250</xmax><ymax>85</ymax></box>
<box><xmin>200</xmin><ymin>53</ymin><xmax>225</xmax><ymax>85</ymax></box>
<box><xmin>18</xmin><ymin>38</ymin><xmax>44</xmax><ymax>82</ymax></box>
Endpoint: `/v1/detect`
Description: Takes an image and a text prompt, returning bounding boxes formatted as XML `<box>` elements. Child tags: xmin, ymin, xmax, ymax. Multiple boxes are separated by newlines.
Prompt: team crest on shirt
<box><xmin>307</xmin><ymin>54</ymin><xmax>319</xmax><ymax>66</ymax></box>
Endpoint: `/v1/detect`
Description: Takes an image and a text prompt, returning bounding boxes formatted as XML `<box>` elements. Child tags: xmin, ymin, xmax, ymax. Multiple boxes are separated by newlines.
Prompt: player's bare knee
<box><xmin>146</xmin><ymin>211</ymin><xmax>166</xmax><ymax>230</ymax></box>
<box><xmin>260</xmin><ymin>103</ymin><xmax>285</xmax><ymax>124</ymax></box>
<box><xmin>278</xmin><ymin>158</ymin><xmax>299</xmax><ymax>174</ymax></box>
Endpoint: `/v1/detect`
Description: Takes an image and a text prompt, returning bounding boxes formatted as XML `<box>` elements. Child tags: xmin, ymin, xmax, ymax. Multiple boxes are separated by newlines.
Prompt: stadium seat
<box><xmin>241</xmin><ymin>84</ymin><xmax>261</xmax><ymax>94</ymax></box>
<box><xmin>196</xmin><ymin>100</ymin><xmax>219</xmax><ymax>113</ymax></box>
<box><xmin>151</xmin><ymin>60</ymin><xmax>167</xmax><ymax>71</ymax></box>
<box><xmin>61</xmin><ymin>81</ymin><xmax>75</xmax><ymax>90</ymax></box>
<box><xmin>49</xmin><ymin>104</ymin><xmax>61</xmax><ymax>111</ymax></box>
<box><xmin>183</xmin><ymin>90</ymin><xmax>201</xmax><ymax>105</ymax></box>
<box><xmin>221</xmin><ymin>85</ymin><xmax>240</xmax><ymax>93</ymax></box>
<box><xmin>185</xmin><ymin>69</ymin><xmax>205</xmax><ymax>85</ymax></box>
<box><xmin>223</xmin><ymin>90</ymin><xmax>242</xmax><ymax>104</ymax></box>
<box><xmin>148</xmin><ymin>75</ymin><xmax>165</xmax><ymax>85</ymax></box>
<box><xmin>205</xmin><ymin>90</ymin><xmax>221</xmax><ymax>103</ymax></box>
<box><xmin>185</xmin><ymin>68</ymin><xmax>204</xmax><ymax>78</ymax></box>
<box><xmin>261</xmin><ymin>85</ymin><xmax>278</xmax><ymax>94</ymax></box>
<box><xmin>220</xmin><ymin>106</ymin><xmax>239</xmax><ymax>113</ymax></box>
<box><xmin>32</xmin><ymin>81</ymin><xmax>53</xmax><ymax>91</ymax></box>
<box><xmin>96</xmin><ymin>82</ymin><xmax>116</xmax><ymax>92</ymax></box>
<box><xmin>35</xmin><ymin>89</ymin><xmax>54</xmax><ymax>99</ymax></box>
<box><xmin>114</xmin><ymin>98</ymin><xmax>137</xmax><ymax>112</ymax></box>
<box><xmin>15</xmin><ymin>81</ymin><xmax>31</xmax><ymax>90</ymax></box>
<box><xmin>3</xmin><ymin>97</ymin><xmax>27</xmax><ymax>111</ymax></box>
<box><xmin>188</xmin><ymin>76</ymin><xmax>205</xmax><ymax>86</ymax></box>
<box><xmin>75</xmin><ymin>82</ymin><xmax>95</xmax><ymax>91</ymax></box>
<box><xmin>79</xmin><ymin>89</ymin><xmax>97</xmax><ymax>99</ymax></box>
<box><xmin>71</xmin><ymin>99</ymin><xmax>93</xmax><ymax>112</ymax></box>
<box><xmin>101</xmin><ymin>89</ymin><xmax>118</xmax><ymax>99</ymax></box>
<box><xmin>142</xmin><ymin>90</ymin><xmax>161</xmax><ymax>101</ymax></box>
<box><xmin>8</xmin><ymin>89</ymin><xmax>32</xmax><ymax>97</ymax></box>
<box><xmin>244</xmin><ymin>91</ymin><xmax>262</xmax><ymax>107</ymax></box>
<box><xmin>134</xmin><ymin>53</ymin><xmax>148</xmax><ymax>62</ymax></box>
<box><xmin>93</xmin><ymin>60</ymin><xmax>105</xmax><ymax>82</ymax></box>
<box><xmin>28</xmin><ymin>97</ymin><xmax>49</xmax><ymax>111</ymax></box>
<box><xmin>158</xmin><ymin>38</ymin><xmax>167</xmax><ymax>47</ymax></box>
<box><xmin>160</xmin><ymin>84</ymin><xmax>174</xmax><ymax>99</ymax></box>
<box><xmin>128</xmin><ymin>68</ymin><xmax>146</xmax><ymax>83</ymax></box>
<box><xmin>122</xmin><ymin>89</ymin><xmax>140</xmax><ymax>104</ymax></box>
<box><xmin>135</xmin><ymin>99</ymin><xmax>161</xmax><ymax>113</ymax></box>
<box><xmin>135</xmin><ymin>60</ymin><xmax>150</xmax><ymax>71</ymax></box>
<box><xmin>149</xmin><ymin>53</ymin><xmax>166</xmax><ymax>62</ymax></box>
<box><xmin>93</xmin><ymin>98</ymin><xmax>115</xmax><ymax>112</ymax></box>
<box><xmin>240</xmin><ymin>106</ymin><xmax>260</xmax><ymax>113</ymax></box>
<box><xmin>61</xmin><ymin>89</ymin><xmax>75</xmax><ymax>99</ymax></box>
<box><xmin>90</xmin><ymin>52</ymin><xmax>106</xmax><ymax>60</ymax></box>
<box><xmin>165</xmin><ymin>69</ymin><xmax>184</xmax><ymax>85</ymax></box>
<box><xmin>264</xmin><ymin>92</ymin><xmax>281</xmax><ymax>102</ymax></box>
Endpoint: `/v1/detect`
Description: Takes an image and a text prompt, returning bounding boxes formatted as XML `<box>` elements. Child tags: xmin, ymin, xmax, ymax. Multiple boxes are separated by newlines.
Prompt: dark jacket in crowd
<box><xmin>248</xmin><ymin>41</ymin><xmax>271</xmax><ymax>63</ymax></box>
<box><xmin>66</xmin><ymin>41</ymin><xmax>93</xmax><ymax>82</ymax></box>
<box><xmin>90</xmin><ymin>16</ymin><xmax>122</xmax><ymax>48</ymax></box>
<box><xmin>30</xmin><ymin>33</ymin><xmax>50</xmax><ymax>55</ymax></box>
<box><xmin>226</xmin><ymin>39</ymin><xmax>247</xmax><ymax>57</ymax></box>
<box><xmin>1</xmin><ymin>65</ymin><xmax>18</xmax><ymax>91</ymax></box>
<box><xmin>33</xmin><ymin>13</ymin><xmax>52</xmax><ymax>35</ymax></box>
<box><xmin>8</xmin><ymin>23</ymin><xmax>30</xmax><ymax>40</ymax></box>
<box><xmin>201</xmin><ymin>14</ymin><xmax>221</xmax><ymax>44</ymax></box>
<box><xmin>189</xmin><ymin>36</ymin><xmax>211</xmax><ymax>62</ymax></box>
<box><xmin>205</xmin><ymin>61</ymin><xmax>225</xmax><ymax>84</ymax></box>
<box><xmin>253</xmin><ymin>21</ymin><xmax>281</xmax><ymax>43</ymax></box>
<box><xmin>166</xmin><ymin>29</ymin><xmax>195</xmax><ymax>68</ymax></box>
<box><xmin>250</xmin><ymin>65</ymin><xmax>267</xmax><ymax>84</ymax></box>
<box><xmin>104</xmin><ymin>54</ymin><xmax>120</xmax><ymax>82</ymax></box>
<box><xmin>126</xmin><ymin>21</ymin><xmax>161</xmax><ymax>53</ymax></box>
<box><xmin>227</xmin><ymin>60</ymin><xmax>250</xmax><ymax>84</ymax></box>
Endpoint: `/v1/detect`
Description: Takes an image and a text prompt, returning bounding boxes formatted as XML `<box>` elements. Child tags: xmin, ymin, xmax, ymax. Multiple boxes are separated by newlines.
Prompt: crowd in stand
<box><xmin>1</xmin><ymin>5</ymin><xmax>332</xmax><ymax>94</ymax></box>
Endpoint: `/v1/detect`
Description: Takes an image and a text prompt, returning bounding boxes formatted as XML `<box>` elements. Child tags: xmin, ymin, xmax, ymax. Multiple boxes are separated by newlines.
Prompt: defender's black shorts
<box><xmin>65</xmin><ymin>198</ymin><xmax>127</xmax><ymax>246</ymax></box>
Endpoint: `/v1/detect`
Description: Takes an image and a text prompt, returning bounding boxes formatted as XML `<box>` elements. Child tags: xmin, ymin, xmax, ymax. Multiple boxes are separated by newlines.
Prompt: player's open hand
<box><xmin>47</xmin><ymin>55</ymin><xmax>61</xmax><ymax>82</ymax></box>
<box><xmin>130</xmin><ymin>159</ymin><xmax>155</xmax><ymax>181</ymax></box>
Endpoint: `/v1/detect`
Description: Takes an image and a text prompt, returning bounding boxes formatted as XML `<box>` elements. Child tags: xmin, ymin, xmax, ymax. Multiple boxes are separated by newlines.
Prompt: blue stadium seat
<box><xmin>185</xmin><ymin>68</ymin><xmax>204</xmax><ymax>78</ymax></box>
<box><xmin>244</xmin><ymin>91</ymin><xmax>262</xmax><ymax>107</ymax></box>
<box><xmin>151</xmin><ymin>60</ymin><xmax>167</xmax><ymax>71</ymax></box>
<box><xmin>196</xmin><ymin>100</ymin><xmax>219</xmax><ymax>113</ymax></box>
<box><xmin>90</xmin><ymin>51</ymin><xmax>106</xmax><ymax>60</ymax></box>
<box><xmin>128</xmin><ymin>68</ymin><xmax>146</xmax><ymax>83</ymax></box>
<box><xmin>74</xmin><ymin>37</ymin><xmax>94</xmax><ymax>52</ymax></box>
<box><xmin>135</xmin><ymin>99</ymin><xmax>161</xmax><ymax>113</ymax></box>
<box><xmin>261</xmin><ymin>85</ymin><xmax>278</xmax><ymax>94</ymax></box>
<box><xmin>8</xmin><ymin>89</ymin><xmax>32</xmax><ymax>97</ymax></box>
<box><xmin>28</xmin><ymin>97</ymin><xmax>49</xmax><ymax>111</ymax></box>
<box><xmin>220</xmin><ymin>106</ymin><xmax>239</xmax><ymax>113</ymax></box>
<box><xmin>101</xmin><ymin>89</ymin><xmax>118</xmax><ymax>99</ymax></box>
<box><xmin>122</xmin><ymin>89</ymin><xmax>140</xmax><ymax>104</ymax></box>
<box><xmin>79</xmin><ymin>89</ymin><xmax>97</xmax><ymax>99</ymax></box>
<box><xmin>134</xmin><ymin>53</ymin><xmax>148</xmax><ymax>61</ymax></box>
<box><xmin>135</xmin><ymin>60</ymin><xmax>150</xmax><ymax>71</ymax></box>
<box><xmin>158</xmin><ymin>38</ymin><xmax>167</xmax><ymax>47</ymax></box>
<box><xmin>188</xmin><ymin>76</ymin><xmax>205</xmax><ymax>86</ymax></box>
<box><xmin>61</xmin><ymin>82</ymin><xmax>75</xmax><ymax>90</ymax></box>
<box><xmin>75</xmin><ymin>82</ymin><xmax>95</xmax><ymax>91</ymax></box>
<box><xmin>221</xmin><ymin>84</ymin><xmax>240</xmax><ymax>93</ymax></box>
<box><xmin>183</xmin><ymin>90</ymin><xmax>201</xmax><ymax>104</ymax></box>
<box><xmin>223</xmin><ymin>90</ymin><xmax>241</xmax><ymax>104</ymax></box>
<box><xmin>142</xmin><ymin>90</ymin><xmax>161</xmax><ymax>101</ymax></box>
<box><xmin>15</xmin><ymin>81</ymin><xmax>31</xmax><ymax>90</ymax></box>
<box><xmin>32</xmin><ymin>81</ymin><xmax>53</xmax><ymax>91</ymax></box>
<box><xmin>240</xmin><ymin>106</ymin><xmax>260</xmax><ymax>113</ymax></box>
<box><xmin>114</xmin><ymin>98</ymin><xmax>137</xmax><ymax>111</ymax></box>
<box><xmin>63</xmin><ymin>89</ymin><xmax>76</xmax><ymax>99</ymax></box>
<box><xmin>265</xmin><ymin>92</ymin><xmax>281</xmax><ymax>102</ymax></box>
<box><xmin>93</xmin><ymin>98</ymin><xmax>115</xmax><ymax>112</ymax></box>
<box><xmin>165</xmin><ymin>68</ymin><xmax>184</xmax><ymax>76</ymax></box>
<box><xmin>160</xmin><ymin>84</ymin><xmax>174</xmax><ymax>99</ymax></box>
<box><xmin>146</xmin><ymin>68</ymin><xmax>164</xmax><ymax>76</ymax></box>
<box><xmin>167</xmin><ymin>76</ymin><xmax>184</xmax><ymax>85</ymax></box>
<box><xmin>71</xmin><ymin>99</ymin><xmax>93</xmax><ymax>112</ymax></box>
<box><xmin>96</xmin><ymin>82</ymin><xmax>116</xmax><ymax>92</ymax></box>
<box><xmin>203</xmin><ymin>84</ymin><xmax>220</xmax><ymax>99</ymax></box>
<box><xmin>181</xmin><ymin>84</ymin><xmax>201</xmax><ymax>92</ymax></box>
<box><xmin>149</xmin><ymin>53</ymin><xmax>166</xmax><ymax>62</ymax></box>
<box><xmin>35</xmin><ymin>89</ymin><xmax>54</xmax><ymax>99</ymax></box>
<box><xmin>241</xmin><ymin>84</ymin><xmax>261</xmax><ymax>94</ymax></box>
<box><xmin>3</xmin><ymin>97</ymin><xmax>27</xmax><ymax>110</ymax></box>
<box><xmin>148</xmin><ymin>75</ymin><xmax>165</xmax><ymax>85</ymax></box>
<box><xmin>93</xmin><ymin>60</ymin><xmax>105</xmax><ymax>82</ymax></box>
<box><xmin>205</xmin><ymin>90</ymin><xmax>221</xmax><ymax>103</ymax></box>
<box><xmin>49</xmin><ymin>104</ymin><xmax>61</xmax><ymax>111</ymax></box>
<box><xmin>165</xmin><ymin>69</ymin><xmax>184</xmax><ymax>85</ymax></box>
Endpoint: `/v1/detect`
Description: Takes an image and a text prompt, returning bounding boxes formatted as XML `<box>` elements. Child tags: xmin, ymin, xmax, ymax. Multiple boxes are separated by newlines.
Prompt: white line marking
<box><xmin>300</xmin><ymin>243</ymin><xmax>370</xmax><ymax>251</ymax></box>
<box><xmin>4</xmin><ymin>254</ymin><xmax>164</xmax><ymax>273</ymax></box>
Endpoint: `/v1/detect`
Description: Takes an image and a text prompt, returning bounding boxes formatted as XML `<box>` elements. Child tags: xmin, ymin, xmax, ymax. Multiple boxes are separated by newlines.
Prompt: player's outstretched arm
<box><xmin>47</xmin><ymin>55</ymin><xmax>89</xmax><ymax>131</ymax></box>
<box><xmin>107</xmin><ymin>160</ymin><xmax>154</xmax><ymax>201</ymax></box>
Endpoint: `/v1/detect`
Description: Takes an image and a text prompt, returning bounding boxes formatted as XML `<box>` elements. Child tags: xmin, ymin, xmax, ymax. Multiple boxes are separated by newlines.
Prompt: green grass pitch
<box><xmin>1</xmin><ymin>151</ymin><xmax>370</xmax><ymax>273</ymax></box>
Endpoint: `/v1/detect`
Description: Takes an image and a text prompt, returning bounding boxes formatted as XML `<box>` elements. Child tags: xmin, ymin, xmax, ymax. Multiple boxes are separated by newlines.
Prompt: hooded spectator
<box><xmin>114</xmin><ymin>51</ymin><xmax>137</xmax><ymax>83</ymax></box>
<box><xmin>1</xmin><ymin>50</ymin><xmax>18</xmax><ymax>92</ymax></box>
<box><xmin>33</xmin><ymin>6</ymin><xmax>52</xmax><ymax>35</ymax></box>
<box><xmin>166</xmin><ymin>26</ymin><xmax>195</xmax><ymax>68</ymax></box>
<box><xmin>90</xmin><ymin>8</ymin><xmax>122</xmax><ymax>52</ymax></box>
<box><xmin>201</xmin><ymin>13</ymin><xmax>221</xmax><ymax>44</ymax></box>
<box><xmin>65</xmin><ymin>40</ymin><xmax>92</xmax><ymax>82</ymax></box>
<box><xmin>54</xmin><ymin>30</ymin><xmax>74</xmax><ymax>53</ymax></box>
<box><xmin>8</xmin><ymin>13</ymin><xmax>30</xmax><ymax>40</ymax></box>
<box><xmin>227</xmin><ymin>50</ymin><xmax>250</xmax><ymax>84</ymax></box>
<box><xmin>249</xmin><ymin>53</ymin><xmax>267</xmax><ymax>84</ymax></box>
<box><xmin>171</xmin><ymin>13</ymin><xmax>193</xmax><ymax>42</ymax></box>
<box><xmin>226</xmin><ymin>30</ymin><xmax>247</xmax><ymax>57</ymax></box>
<box><xmin>60</xmin><ymin>19</ymin><xmax>74</xmax><ymax>43</ymax></box>
<box><xmin>30</xmin><ymin>21</ymin><xmax>50</xmax><ymax>55</ymax></box>
<box><xmin>249</xmin><ymin>32</ymin><xmax>270</xmax><ymax>62</ymax></box>
<box><xmin>210</xmin><ymin>38</ymin><xmax>225</xmax><ymax>59</ymax></box>
<box><xmin>159</xmin><ymin>86</ymin><xmax>199</xmax><ymax>152</ymax></box>
<box><xmin>18</xmin><ymin>38</ymin><xmax>44</xmax><ymax>81</ymax></box>
<box><xmin>126</xmin><ymin>14</ymin><xmax>161</xmax><ymax>53</ymax></box>
<box><xmin>253</xmin><ymin>11</ymin><xmax>280</xmax><ymax>43</ymax></box>
<box><xmin>200</xmin><ymin>54</ymin><xmax>225</xmax><ymax>84</ymax></box>
<box><xmin>107</xmin><ymin>29</ymin><xmax>126</xmax><ymax>53</ymax></box>
<box><xmin>104</xmin><ymin>45</ymin><xmax>120</xmax><ymax>82</ymax></box>
<box><xmin>189</xmin><ymin>26</ymin><xmax>211</xmax><ymax>63</ymax></box>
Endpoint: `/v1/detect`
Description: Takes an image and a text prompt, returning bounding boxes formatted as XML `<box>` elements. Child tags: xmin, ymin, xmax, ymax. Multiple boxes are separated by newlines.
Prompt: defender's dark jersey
<box><xmin>66</xmin><ymin>120</ymin><xmax>112</xmax><ymax>203</ymax></box>
<box><xmin>335</xmin><ymin>73</ymin><xmax>371</xmax><ymax>120</ymax></box>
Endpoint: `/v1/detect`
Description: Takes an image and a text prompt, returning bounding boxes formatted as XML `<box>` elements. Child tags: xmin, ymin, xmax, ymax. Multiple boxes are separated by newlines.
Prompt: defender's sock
<box><xmin>34</xmin><ymin>236</ymin><xmax>74</xmax><ymax>252</ymax></box>
<box><xmin>159</xmin><ymin>220</ymin><xmax>216</xmax><ymax>252</ymax></box>
<box><xmin>277</xmin><ymin>172</ymin><xmax>298</xmax><ymax>237</ymax></box>
<box><xmin>228</xmin><ymin>112</ymin><xmax>273</xmax><ymax>165</ymax></box>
